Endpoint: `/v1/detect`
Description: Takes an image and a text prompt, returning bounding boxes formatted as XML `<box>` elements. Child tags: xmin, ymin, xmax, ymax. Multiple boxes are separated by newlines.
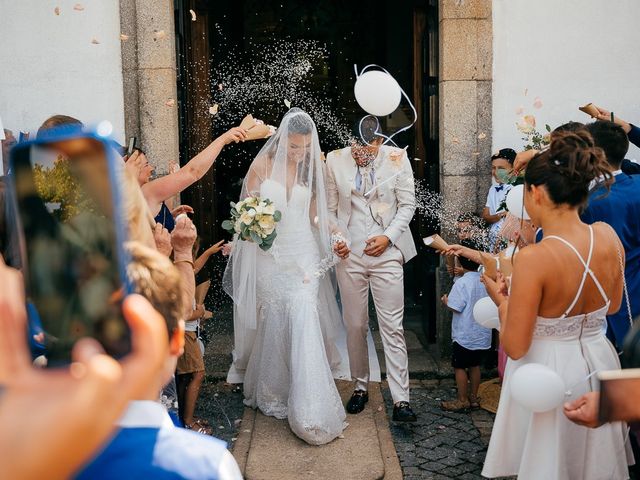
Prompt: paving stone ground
<box><xmin>197</xmin><ymin>310</ymin><xmax>501</xmax><ymax>478</ymax></box>
<box><xmin>382</xmin><ymin>379</ymin><xmax>496</xmax><ymax>480</ymax></box>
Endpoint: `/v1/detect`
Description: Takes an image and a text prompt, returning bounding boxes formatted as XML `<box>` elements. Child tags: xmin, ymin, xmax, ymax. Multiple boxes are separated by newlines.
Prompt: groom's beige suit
<box><xmin>326</xmin><ymin>145</ymin><xmax>416</xmax><ymax>403</ymax></box>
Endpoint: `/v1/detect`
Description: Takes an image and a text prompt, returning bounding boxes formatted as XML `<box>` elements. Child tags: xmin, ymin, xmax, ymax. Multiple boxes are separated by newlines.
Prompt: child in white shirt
<box><xmin>482</xmin><ymin>148</ymin><xmax>516</xmax><ymax>251</ymax></box>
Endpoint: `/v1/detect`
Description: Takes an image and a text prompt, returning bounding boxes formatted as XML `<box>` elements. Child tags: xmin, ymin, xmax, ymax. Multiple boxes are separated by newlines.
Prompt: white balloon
<box><xmin>510</xmin><ymin>363</ymin><xmax>566</xmax><ymax>412</ymax></box>
<box><xmin>354</xmin><ymin>70</ymin><xmax>402</xmax><ymax>117</ymax></box>
<box><xmin>505</xmin><ymin>184</ymin><xmax>530</xmax><ymax>220</ymax></box>
<box><xmin>472</xmin><ymin>296</ymin><xmax>500</xmax><ymax>330</ymax></box>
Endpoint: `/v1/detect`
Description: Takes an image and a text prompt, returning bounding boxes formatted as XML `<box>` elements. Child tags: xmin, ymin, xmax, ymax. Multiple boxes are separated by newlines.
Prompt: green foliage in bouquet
<box><xmin>222</xmin><ymin>196</ymin><xmax>282</xmax><ymax>252</ymax></box>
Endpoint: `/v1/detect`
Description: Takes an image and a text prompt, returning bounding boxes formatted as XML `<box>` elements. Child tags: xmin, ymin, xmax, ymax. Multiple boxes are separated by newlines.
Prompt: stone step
<box><xmin>233</xmin><ymin>380</ymin><xmax>401</xmax><ymax>480</ymax></box>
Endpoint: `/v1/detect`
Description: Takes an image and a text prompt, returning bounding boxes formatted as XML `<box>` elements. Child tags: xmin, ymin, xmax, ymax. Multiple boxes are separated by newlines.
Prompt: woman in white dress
<box><xmin>482</xmin><ymin>130</ymin><xmax>633</xmax><ymax>479</ymax></box>
<box><xmin>223</xmin><ymin>109</ymin><xmax>346</xmax><ymax>445</ymax></box>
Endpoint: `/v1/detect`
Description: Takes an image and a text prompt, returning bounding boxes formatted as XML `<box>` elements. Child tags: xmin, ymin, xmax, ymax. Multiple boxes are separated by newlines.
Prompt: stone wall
<box><xmin>119</xmin><ymin>0</ymin><xmax>179</xmax><ymax>176</ymax></box>
<box><xmin>436</xmin><ymin>0</ymin><xmax>493</xmax><ymax>354</ymax></box>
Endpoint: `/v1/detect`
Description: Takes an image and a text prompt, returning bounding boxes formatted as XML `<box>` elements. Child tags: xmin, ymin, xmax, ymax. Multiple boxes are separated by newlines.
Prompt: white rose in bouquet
<box><xmin>222</xmin><ymin>196</ymin><xmax>282</xmax><ymax>251</ymax></box>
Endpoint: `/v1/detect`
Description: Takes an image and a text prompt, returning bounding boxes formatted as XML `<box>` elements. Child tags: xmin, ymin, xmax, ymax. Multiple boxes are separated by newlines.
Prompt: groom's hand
<box><xmin>364</xmin><ymin>235</ymin><xmax>390</xmax><ymax>257</ymax></box>
<box><xmin>334</xmin><ymin>241</ymin><xmax>350</xmax><ymax>259</ymax></box>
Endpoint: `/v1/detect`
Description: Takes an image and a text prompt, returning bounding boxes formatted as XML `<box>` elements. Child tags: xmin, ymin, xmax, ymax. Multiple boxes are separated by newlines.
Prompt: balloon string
<box><xmin>364</xmin><ymin>169</ymin><xmax>403</xmax><ymax>198</ymax></box>
<box><xmin>354</xmin><ymin>64</ymin><xmax>418</xmax><ymax>148</ymax></box>
<box><xmin>564</xmin><ymin>369</ymin><xmax>600</xmax><ymax>396</ymax></box>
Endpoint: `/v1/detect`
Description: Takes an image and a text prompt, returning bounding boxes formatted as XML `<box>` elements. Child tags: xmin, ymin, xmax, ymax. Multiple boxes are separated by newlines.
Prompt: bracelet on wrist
<box><xmin>174</xmin><ymin>259</ymin><xmax>195</xmax><ymax>269</ymax></box>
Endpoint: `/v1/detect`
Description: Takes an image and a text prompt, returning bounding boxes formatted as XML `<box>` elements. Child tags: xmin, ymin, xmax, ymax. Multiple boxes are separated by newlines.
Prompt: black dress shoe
<box><xmin>346</xmin><ymin>390</ymin><xmax>369</xmax><ymax>414</ymax></box>
<box><xmin>392</xmin><ymin>401</ymin><xmax>417</xmax><ymax>422</ymax></box>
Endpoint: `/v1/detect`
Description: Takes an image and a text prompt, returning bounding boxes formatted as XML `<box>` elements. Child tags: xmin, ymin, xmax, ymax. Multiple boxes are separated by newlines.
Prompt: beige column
<box><xmin>437</xmin><ymin>0</ymin><xmax>493</xmax><ymax>354</ymax></box>
<box><xmin>119</xmin><ymin>0</ymin><xmax>179</xmax><ymax>176</ymax></box>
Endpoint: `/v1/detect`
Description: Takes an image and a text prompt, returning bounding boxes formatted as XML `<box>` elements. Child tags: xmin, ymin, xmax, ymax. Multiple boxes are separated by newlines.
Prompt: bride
<box><xmin>223</xmin><ymin>108</ymin><xmax>347</xmax><ymax>445</ymax></box>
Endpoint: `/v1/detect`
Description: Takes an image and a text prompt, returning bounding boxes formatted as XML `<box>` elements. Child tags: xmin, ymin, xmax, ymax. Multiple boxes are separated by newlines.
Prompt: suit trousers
<box><xmin>336</xmin><ymin>246</ymin><xmax>410</xmax><ymax>403</ymax></box>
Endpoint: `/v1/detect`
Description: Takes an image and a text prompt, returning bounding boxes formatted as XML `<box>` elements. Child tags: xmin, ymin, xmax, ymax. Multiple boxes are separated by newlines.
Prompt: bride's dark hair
<box><xmin>524</xmin><ymin>130</ymin><xmax>612</xmax><ymax>208</ymax></box>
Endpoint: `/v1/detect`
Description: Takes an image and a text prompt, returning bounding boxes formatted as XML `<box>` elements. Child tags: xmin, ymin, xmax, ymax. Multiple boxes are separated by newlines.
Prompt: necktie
<box><xmin>357</xmin><ymin>165</ymin><xmax>376</xmax><ymax>196</ymax></box>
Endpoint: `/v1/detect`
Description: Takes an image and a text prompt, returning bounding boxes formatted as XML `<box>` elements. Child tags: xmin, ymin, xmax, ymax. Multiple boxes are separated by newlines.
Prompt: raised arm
<box><xmin>384</xmin><ymin>152</ymin><xmax>416</xmax><ymax>245</ymax></box>
<box><xmin>142</xmin><ymin>127</ymin><xmax>247</xmax><ymax>208</ymax></box>
<box><xmin>194</xmin><ymin>240</ymin><xmax>224</xmax><ymax>274</ymax></box>
<box><xmin>171</xmin><ymin>216</ymin><xmax>197</xmax><ymax>320</ymax></box>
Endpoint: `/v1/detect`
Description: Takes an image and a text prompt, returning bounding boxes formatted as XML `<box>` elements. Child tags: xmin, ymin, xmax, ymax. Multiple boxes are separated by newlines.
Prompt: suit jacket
<box><xmin>581</xmin><ymin>173</ymin><xmax>640</xmax><ymax>344</ymax></box>
<box><xmin>325</xmin><ymin>145</ymin><xmax>417</xmax><ymax>263</ymax></box>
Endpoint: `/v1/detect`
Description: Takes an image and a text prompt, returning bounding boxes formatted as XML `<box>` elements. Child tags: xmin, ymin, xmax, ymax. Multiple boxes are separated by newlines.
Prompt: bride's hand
<box><xmin>333</xmin><ymin>241</ymin><xmax>350</xmax><ymax>259</ymax></box>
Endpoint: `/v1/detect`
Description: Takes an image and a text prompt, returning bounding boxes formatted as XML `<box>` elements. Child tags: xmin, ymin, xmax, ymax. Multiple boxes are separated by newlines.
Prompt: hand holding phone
<box><xmin>9</xmin><ymin>132</ymin><xmax>131</xmax><ymax>364</ymax></box>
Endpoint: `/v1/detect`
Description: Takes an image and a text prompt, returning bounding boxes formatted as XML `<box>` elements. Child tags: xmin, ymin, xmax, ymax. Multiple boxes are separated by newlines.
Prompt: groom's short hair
<box><xmin>351</xmin><ymin>115</ymin><xmax>383</xmax><ymax>145</ymax></box>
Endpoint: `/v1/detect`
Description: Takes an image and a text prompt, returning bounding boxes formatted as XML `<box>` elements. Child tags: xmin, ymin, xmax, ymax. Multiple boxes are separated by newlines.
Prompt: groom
<box><xmin>326</xmin><ymin>117</ymin><xmax>417</xmax><ymax>422</ymax></box>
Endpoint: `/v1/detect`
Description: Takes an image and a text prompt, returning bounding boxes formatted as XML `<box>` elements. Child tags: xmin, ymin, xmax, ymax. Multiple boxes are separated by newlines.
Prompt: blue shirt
<box><xmin>75</xmin><ymin>401</ymin><xmax>242</xmax><ymax>480</ymax></box>
<box><xmin>447</xmin><ymin>271</ymin><xmax>492</xmax><ymax>350</ymax></box>
<box><xmin>155</xmin><ymin>201</ymin><xmax>176</xmax><ymax>232</ymax></box>
<box><xmin>581</xmin><ymin>173</ymin><xmax>640</xmax><ymax>345</ymax></box>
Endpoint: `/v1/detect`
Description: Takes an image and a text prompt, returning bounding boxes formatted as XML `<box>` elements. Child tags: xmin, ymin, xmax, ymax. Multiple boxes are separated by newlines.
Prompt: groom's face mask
<box><xmin>351</xmin><ymin>140</ymin><xmax>380</xmax><ymax>168</ymax></box>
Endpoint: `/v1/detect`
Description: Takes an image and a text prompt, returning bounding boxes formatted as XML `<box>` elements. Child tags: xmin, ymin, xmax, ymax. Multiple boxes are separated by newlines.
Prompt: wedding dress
<box><xmin>482</xmin><ymin>225</ymin><xmax>633</xmax><ymax>479</ymax></box>
<box><xmin>224</xmin><ymin>109</ymin><xmax>347</xmax><ymax>445</ymax></box>
<box><xmin>243</xmin><ymin>179</ymin><xmax>346</xmax><ymax>444</ymax></box>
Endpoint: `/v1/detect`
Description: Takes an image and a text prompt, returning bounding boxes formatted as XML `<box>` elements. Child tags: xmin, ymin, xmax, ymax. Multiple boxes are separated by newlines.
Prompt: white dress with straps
<box><xmin>482</xmin><ymin>226</ymin><xmax>633</xmax><ymax>479</ymax></box>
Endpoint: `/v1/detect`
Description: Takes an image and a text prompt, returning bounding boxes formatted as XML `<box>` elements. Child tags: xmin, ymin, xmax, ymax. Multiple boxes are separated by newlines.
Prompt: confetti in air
<box><xmin>209</xmin><ymin>104</ymin><xmax>219</xmax><ymax>115</ymax></box>
<box><xmin>190</xmin><ymin>9</ymin><xmax>197</xmax><ymax>21</ymax></box>
<box><xmin>91</xmin><ymin>38</ymin><xmax>100</xmax><ymax>44</ymax></box>
<box><xmin>120</xmin><ymin>34</ymin><xmax>130</xmax><ymax>41</ymax></box>
<box><xmin>73</xmin><ymin>3</ymin><xmax>84</xmax><ymax>11</ymax></box>
<box><xmin>477</xmin><ymin>132</ymin><xmax>486</xmax><ymax>140</ymax></box>
<box><xmin>206</xmin><ymin>36</ymin><xmax>352</xmax><ymax>147</ymax></box>
<box><xmin>153</xmin><ymin>30</ymin><xmax>167</xmax><ymax>40</ymax></box>
<box><xmin>54</xmin><ymin>6</ymin><xmax>60</xmax><ymax>15</ymax></box>
<box><xmin>165</xmin><ymin>99</ymin><xmax>176</xmax><ymax>107</ymax></box>
<box><xmin>533</xmin><ymin>97</ymin><xmax>543</xmax><ymax>109</ymax></box>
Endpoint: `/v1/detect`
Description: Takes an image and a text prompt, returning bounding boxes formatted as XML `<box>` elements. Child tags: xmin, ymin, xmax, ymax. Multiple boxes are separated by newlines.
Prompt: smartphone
<box><xmin>127</xmin><ymin>136</ymin><xmax>137</xmax><ymax>156</ymax></box>
<box><xmin>8</xmin><ymin>126</ymin><xmax>132</xmax><ymax>364</ymax></box>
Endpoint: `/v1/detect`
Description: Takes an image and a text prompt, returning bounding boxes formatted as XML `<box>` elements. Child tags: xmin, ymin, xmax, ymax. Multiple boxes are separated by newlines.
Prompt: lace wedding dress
<box><xmin>242</xmin><ymin>179</ymin><xmax>346</xmax><ymax>445</ymax></box>
<box><xmin>482</xmin><ymin>226</ymin><xmax>633</xmax><ymax>479</ymax></box>
<box><xmin>224</xmin><ymin>109</ymin><xmax>347</xmax><ymax>445</ymax></box>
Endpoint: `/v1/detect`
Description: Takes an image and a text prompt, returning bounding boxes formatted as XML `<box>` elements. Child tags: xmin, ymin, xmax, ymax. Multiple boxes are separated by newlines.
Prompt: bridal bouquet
<box><xmin>222</xmin><ymin>196</ymin><xmax>282</xmax><ymax>251</ymax></box>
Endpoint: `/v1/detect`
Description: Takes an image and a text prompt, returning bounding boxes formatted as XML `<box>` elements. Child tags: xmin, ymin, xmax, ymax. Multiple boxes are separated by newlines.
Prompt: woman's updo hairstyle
<box><xmin>286</xmin><ymin>108</ymin><xmax>314</xmax><ymax>136</ymax></box>
<box><xmin>524</xmin><ymin>130</ymin><xmax>611</xmax><ymax>208</ymax></box>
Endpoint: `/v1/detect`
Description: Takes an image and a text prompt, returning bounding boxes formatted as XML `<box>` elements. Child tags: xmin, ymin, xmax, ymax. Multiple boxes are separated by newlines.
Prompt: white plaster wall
<box><xmin>493</xmin><ymin>0</ymin><xmax>640</xmax><ymax>159</ymax></box>
<box><xmin>0</xmin><ymin>0</ymin><xmax>125</xmax><ymax>143</ymax></box>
